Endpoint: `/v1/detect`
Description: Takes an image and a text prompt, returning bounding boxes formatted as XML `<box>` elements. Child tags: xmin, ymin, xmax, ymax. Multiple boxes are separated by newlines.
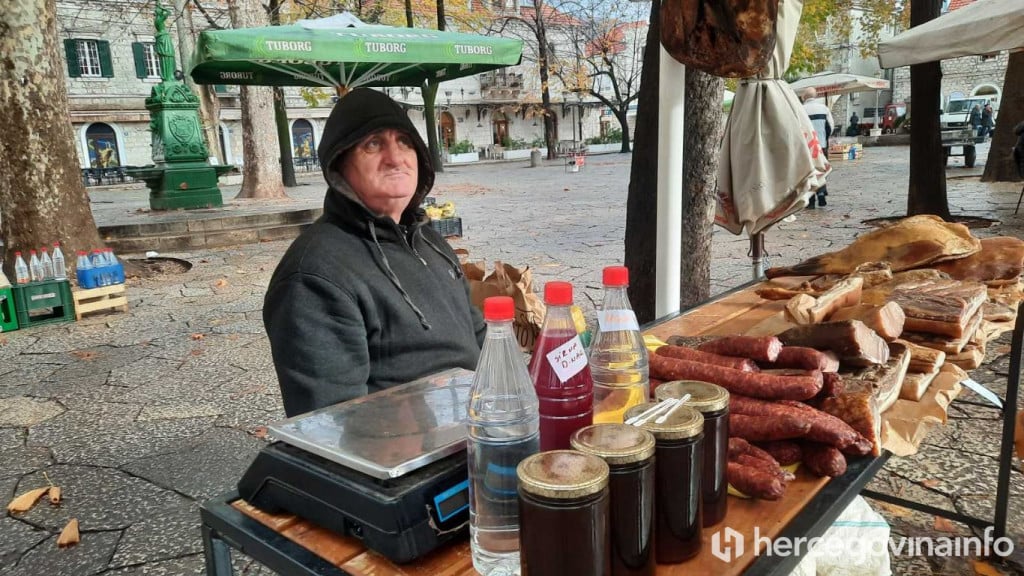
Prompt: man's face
<box><xmin>341</xmin><ymin>128</ymin><xmax>419</xmax><ymax>222</ymax></box>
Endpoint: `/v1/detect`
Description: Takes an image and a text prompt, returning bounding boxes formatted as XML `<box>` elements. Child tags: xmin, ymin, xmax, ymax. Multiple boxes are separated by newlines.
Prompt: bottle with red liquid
<box><xmin>528</xmin><ymin>281</ymin><xmax>594</xmax><ymax>451</ymax></box>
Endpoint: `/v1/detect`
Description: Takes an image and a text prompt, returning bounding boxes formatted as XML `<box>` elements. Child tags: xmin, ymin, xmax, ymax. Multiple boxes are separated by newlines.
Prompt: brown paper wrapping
<box><xmin>462</xmin><ymin>261</ymin><xmax>546</xmax><ymax>353</ymax></box>
<box><xmin>880</xmin><ymin>363</ymin><xmax>966</xmax><ymax>456</ymax></box>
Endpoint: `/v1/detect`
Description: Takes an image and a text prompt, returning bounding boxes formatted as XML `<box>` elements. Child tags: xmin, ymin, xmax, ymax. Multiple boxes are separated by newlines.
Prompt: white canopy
<box><xmin>789</xmin><ymin>71</ymin><xmax>890</xmax><ymax>97</ymax></box>
<box><xmin>878</xmin><ymin>0</ymin><xmax>1024</xmax><ymax>69</ymax></box>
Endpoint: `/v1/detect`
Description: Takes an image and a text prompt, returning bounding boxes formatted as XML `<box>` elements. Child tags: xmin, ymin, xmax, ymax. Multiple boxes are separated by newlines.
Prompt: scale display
<box><xmin>269</xmin><ymin>368</ymin><xmax>474</xmax><ymax>479</ymax></box>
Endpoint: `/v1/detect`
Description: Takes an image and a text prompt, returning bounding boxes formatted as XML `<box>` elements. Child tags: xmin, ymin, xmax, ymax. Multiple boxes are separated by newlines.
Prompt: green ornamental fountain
<box><xmin>128</xmin><ymin>0</ymin><xmax>231</xmax><ymax>210</ymax></box>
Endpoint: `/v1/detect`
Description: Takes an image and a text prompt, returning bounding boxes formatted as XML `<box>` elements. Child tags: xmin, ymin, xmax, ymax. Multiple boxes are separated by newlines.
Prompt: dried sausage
<box><xmin>727</xmin><ymin>461</ymin><xmax>785</xmax><ymax>500</ymax></box>
<box><xmin>656</xmin><ymin>345</ymin><xmax>759</xmax><ymax>372</ymax></box>
<box><xmin>697</xmin><ymin>335</ymin><xmax>783</xmax><ymax>363</ymax></box>
<box><xmin>778</xmin><ymin>400</ymin><xmax>871</xmax><ymax>455</ymax></box>
<box><xmin>754</xmin><ymin>440</ymin><xmax>803</xmax><ymax>466</ymax></box>
<box><xmin>729</xmin><ymin>413</ymin><xmax>810</xmax><ymax>442</ymax></box>
<box><xmin>649</xmin><ymin>355</ymin><xmax>822</xmax><ymax>401</ymax></box>
<box><xmin>728</xmin><ymin>437</ymin><xmax>775</xmax><ymax>463</ymax></box>
<box><xmin>732</xmin><ymin>453</ymin><xmax>795</xmax><ymax>482</ymax></box>
<box><xmin>801</xmin><ymin>443</ymin><xmax>847</xmax><ymax>478</ymax></box>
<box><xmin>730</xmin><ymin>395</ymin><xmax>867</xmax><ymax>451</ymax></box>
<box><xmin>764</xmin><ymin>347</ymin><xmax>840</xmax><ymax>372</ymax></box>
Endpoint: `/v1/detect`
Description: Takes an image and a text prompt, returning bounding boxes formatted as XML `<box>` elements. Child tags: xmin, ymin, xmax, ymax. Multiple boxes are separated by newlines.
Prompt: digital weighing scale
<box><xmin>238</xmin><ymin>368</ymin><xmax>475</xmax><ymax>564</ymax></box>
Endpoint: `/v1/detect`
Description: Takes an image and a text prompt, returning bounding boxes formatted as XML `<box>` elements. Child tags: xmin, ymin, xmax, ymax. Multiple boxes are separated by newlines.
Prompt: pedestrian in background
<box><xmin>846</xmin><ymin>112</ymin><xmax>860</xmax><ymax>137</ymax></box>
<box><xmin>969</xmin><ymin>104</ymin><xmax>983</xmax><ymax>137</ymax></box>
<box><xmin>801</xmin><ymin>87</ymin><xmax>833</xmax><ymax>209</ymax></box>
<box><xmin>981</xmin><ymin>103</ymin><xmax>995</xmax><ymax>140</ymax></box>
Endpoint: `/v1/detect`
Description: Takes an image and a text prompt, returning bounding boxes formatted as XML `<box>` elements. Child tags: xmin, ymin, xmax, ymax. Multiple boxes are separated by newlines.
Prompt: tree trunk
<box><xmin>907</xmin><ymin>0</ymin><xmax>949</xmax><ymax>217</ymax></box>
<box><xmin>624</xmin><ymin>0</ymin><xmax>661</xmax><ymax>324</ymax></box>
<box><xmin>175</xmin><ymin>0</ymin><xmax>221</xmax><ymax>162</ymax></box>
<box><xmin>679</xmin><ymin>68</ymin><xmax>722</xmax><ymax>309</ymax></box>
<box><xmin>274</xmin><ymin>87</ymin><xmax>298</xmax><ymax>187</ymax></box>
<box><xmin>533</xmin><ymin>1</ymin><xmax>558</xmax><ymax>160</ymax></box>
<box><xmin>616</xmin><ymin>110</ymin><xmax>631</xmax><ymax>153</ymax></box>
<box><xmin>0</xmin><ymin>0</ymin><xmax>103</xmax><ymax>278</ymax></box>
<box><xmin>982</xmin><ymin>51</ymin><xmax>1024</xmax><ymax>183</ymax></box>
<box><xmin>268</xmin><ymin>0</ymin><xmax>296</xmax><ymax>187</ymax></box>
<box><xmin>229</xmin><ymin>0</ymin><xmax>285</xmax><ymax>199</ymax></box>
<box><xmin>404</xmin><ymin>0</ymin><xmax>414</xmax><ymax>27</ymax></box>
<box><xmin>424</xmin><ymin>83</ymin><xmax>444</xmax><ymax>172</ymax></box>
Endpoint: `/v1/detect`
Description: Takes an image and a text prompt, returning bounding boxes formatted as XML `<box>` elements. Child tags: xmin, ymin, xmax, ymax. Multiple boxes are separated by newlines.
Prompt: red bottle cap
<box><xmin>30</xmin><ymin>249</ymin><xmax>36</xmax><ymax>255</ymax></box>
<box><xmin>483</xmin><ymin>296</ymin><xmax>515</xmax><ymax>321</ymax></box>
<box><xmin>54</xmin><ymin>242</ymin><xmax>61</xmax><ymax>246</ymax></box>
<box><xmin>14</xmin><ymin>251</ymin><xmax>21</xmax><ymax>256</ymax></box>
<box><xmin>42</xmin><ymin>247</ymin><xmax>49</xmax><ymax>253</ymax></box>
<box><xmin>602</xmin><ymin>266</ymin><xmax>629</xmax><ymax>286</ymax></box>
<box><xmin>544</xmin><ymin>281</ymin><xmax>573</xmax><ymax>306</ymax></box>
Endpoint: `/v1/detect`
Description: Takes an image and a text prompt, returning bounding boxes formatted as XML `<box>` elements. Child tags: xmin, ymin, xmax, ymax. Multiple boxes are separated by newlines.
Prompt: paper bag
<box><xmin>462</xmin><ymin>260</ymin><xmax>546</xmax><ymax>353</ymax></box>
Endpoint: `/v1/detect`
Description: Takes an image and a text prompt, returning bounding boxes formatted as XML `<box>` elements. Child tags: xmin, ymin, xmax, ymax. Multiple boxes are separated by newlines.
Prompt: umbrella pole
<box><xmin>751</xmin><ymin>232</ymin><xmax>765</xmax><ymax>281</ymax></box>
<box><xmin>655</xmin><ymin>46</ymin><xmax>686</xmax><ymax>317</ymax></box>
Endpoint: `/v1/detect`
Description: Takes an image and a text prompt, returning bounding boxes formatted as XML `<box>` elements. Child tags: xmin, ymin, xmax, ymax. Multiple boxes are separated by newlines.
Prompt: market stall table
<box><xmin>200</xmin><ymin>279</ymin><xmax>907</xmax><ymax>576</ymax></box>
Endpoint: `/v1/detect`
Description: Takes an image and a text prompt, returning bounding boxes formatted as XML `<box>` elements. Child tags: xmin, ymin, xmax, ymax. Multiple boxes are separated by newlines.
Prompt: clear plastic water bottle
<box><xmin>90</xmin><ymin>250</ymin><xmax>108</xmax><ymax>286</ymax></box>
<box><xmin>589</xmin><ymin>266</ymin><xmax>649</xmax><ymax>424</ymax></box>
<box><xmin>51</xmin><ymin>242</ymin><xmax>67</xmax><ymax>280</ymax></box>
<box><xmin>14</xmin><ymin>252</ymin><xmax>29</xmax><ymax>285</ymax></box>
<box><xmin>468</xmin><ymin>296</ymin><xmax>540</xmax><ymax>576</ymax></box>
<box><xmin>40</xmin><ymin>247</ymin><xmax>54</xmax><ymax>280</ymax></box>
<box><xmin>29</xmin><ymin>250</ymin><xmax>43</xmax><ymax>282</ymax></box>
<box><xmin>76</xmin><ymin>251</ymin><xmax>92</xmax><ymax>288</ymax></box>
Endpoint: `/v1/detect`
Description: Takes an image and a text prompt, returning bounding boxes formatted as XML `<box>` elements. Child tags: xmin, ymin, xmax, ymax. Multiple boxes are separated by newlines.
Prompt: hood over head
<box><xmin>318</xmin><ymin>88</ymin><xmax>435</xmax><ymax>215</ymax></box>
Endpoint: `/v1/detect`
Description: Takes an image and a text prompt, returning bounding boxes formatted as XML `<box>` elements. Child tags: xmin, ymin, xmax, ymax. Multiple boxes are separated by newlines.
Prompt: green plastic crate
<box><xmin>12</xmin><ymin>280</ymin><xmax>75</xmax><ymax>328</ymax></box>
<box><xmin>0</xmin><ymin>287</ymin><xmax>17</xmax><ymax>332</ymax></box>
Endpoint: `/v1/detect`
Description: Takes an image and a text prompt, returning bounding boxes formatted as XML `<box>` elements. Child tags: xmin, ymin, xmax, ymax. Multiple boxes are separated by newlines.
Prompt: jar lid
<box><xmin>623</xmin><ymin>402</ymin><xmax>704</xmax><ymax>440</ymax></box>
<box><xmin>517</xmin><ymin>450</ymin><xmax>609</xmax><ymax>500</ymax></box>
<box><xmin>570</xmin><ymin>424</ymin><xmax>656</xmax><ymax>466</ymax></box>
<box><xmin>654</xmin><ymin>380</ymin><xmax>730</xmax><ymax>412</ymax></box>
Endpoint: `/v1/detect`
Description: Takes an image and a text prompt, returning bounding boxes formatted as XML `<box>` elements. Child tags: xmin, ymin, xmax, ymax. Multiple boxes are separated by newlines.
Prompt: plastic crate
<box><xmin>0</xmin><ymin>287</ymin><xmax>17</xmax><ymax>332</ymax></box>
<box><xmin>430</xmin><ymin>217</ymin><xmax>463</xmax><ymax>238</ymax></box>
<box><xmin>12</xmin><ymin>280</ymin><xmax>75</xmax><ymax>328</ymax></box>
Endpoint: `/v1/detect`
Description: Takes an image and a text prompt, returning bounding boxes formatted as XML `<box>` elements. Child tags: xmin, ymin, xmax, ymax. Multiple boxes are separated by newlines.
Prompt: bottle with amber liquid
<box><xmin>589</xmin><ymin>266</ymin><xmax>649</xmax><ymax>423</ymax></box>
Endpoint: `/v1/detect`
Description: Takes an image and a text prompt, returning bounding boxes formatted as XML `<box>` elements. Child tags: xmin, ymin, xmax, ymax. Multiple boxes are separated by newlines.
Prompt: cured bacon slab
<box><xmin>890</xmin><ymin>279</ymin><xmax>987</xmax><ymax>338</ymax></box>
<box><xmin>829</xmin><ymin>302</ymin><xmax>906</xmax><ymax>341</ymax></box>
<box><xmin>766</xmin><ymin>216</ymin><xmax>981</xmax><ymax>278</ymax></box>
<box><xmin>778</xmin><ymin>320</ymin><xmax>890</xmax><ymax>367</ymax></box>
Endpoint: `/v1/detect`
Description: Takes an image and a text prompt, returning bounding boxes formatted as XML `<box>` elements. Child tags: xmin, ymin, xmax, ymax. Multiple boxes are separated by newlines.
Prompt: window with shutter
<box><xmin>76</xmin><ymin>40</ymin><xmax>102</xmax><ymax>77</ymax></box>
<box><xmin>132</xmin><ymin>42</ymin><xmax>147</xmax><ymax>78</ymax></box>
<box><xmin>64</xmin><ymin>39</ymin><xmax>81</xmax><ymax>77</ymax></box>
<box><xmin>97</xmin><ymin>40</ymin><xmax>114</xmax><ymax>78</ymax></box>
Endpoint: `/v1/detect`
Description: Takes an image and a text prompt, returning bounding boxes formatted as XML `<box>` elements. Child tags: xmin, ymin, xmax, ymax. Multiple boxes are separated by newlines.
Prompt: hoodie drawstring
<box><xmin>421</xmin><ymin>236</ymin><xmax>464</xmax><ymax>279</ymax></box>
<box><xmin>368</xmin><ymin>221</ymin><xmax>432</xmax><ymax>330</ymax></box>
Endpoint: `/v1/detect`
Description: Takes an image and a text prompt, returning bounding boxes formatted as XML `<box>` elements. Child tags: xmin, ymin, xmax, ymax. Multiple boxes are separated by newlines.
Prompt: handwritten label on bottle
<box><xmin>546</xmin><ymin>335</ymin><xmax>587</xmax><ymax>383</ymax></box>
<box><xmin>598</xmin><ymin>309</ymin><xmax>639</xmax><ymax>333</ymax></box>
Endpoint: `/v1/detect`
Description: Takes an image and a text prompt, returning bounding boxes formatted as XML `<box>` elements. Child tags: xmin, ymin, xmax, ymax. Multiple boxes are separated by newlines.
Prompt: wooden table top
<box><xmin>234</xmin><ymin>278</ymin><xmax>848</xmax><ymax>575</ymax></box>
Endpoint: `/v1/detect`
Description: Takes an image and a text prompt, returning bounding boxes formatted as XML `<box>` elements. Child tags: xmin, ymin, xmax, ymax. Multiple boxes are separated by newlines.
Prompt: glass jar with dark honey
<box><xmin>517</xmin><ymin>450</ymin><xmax>611</xmax><ymax>576</ymax></box>
<box><xmin>624</xmin><ymin>402</ymin><xmax>704</xmax><ymax>563</ymax></box>
<box><xmin>655</xmin><ymin>380</ymin><xmax>729</xmax><ymax>527</ymax></box>
<box><xmin>570</xmin><ymin>424</ymin><xmax>656</xmax><ymax>576</ymax></box>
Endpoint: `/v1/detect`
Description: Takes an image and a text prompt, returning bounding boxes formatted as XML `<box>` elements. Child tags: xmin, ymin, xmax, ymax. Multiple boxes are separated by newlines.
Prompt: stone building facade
<box><xmin>892</xmin><ymin>52</ymin><xmax>1009</xmax><ymax>114</ymax></box>
<box><xmin>57</xmin><ymin>0</ymin><xmax>631</xmax><ymax>176</ymax></box>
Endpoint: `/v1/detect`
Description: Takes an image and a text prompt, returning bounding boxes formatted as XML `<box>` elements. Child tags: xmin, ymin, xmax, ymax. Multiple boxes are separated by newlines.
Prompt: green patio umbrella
<box><xmin>190</xmin><ymin>12</ymin><xmax>523</xmax><ymax>90</ymax></box>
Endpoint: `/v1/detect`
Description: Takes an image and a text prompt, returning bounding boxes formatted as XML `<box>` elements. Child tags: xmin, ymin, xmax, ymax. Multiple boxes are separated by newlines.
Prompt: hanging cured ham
<box><xmin>661</xmin><ymin>0</ymin><xmax>779</xmax><ymax>77</ymax></box>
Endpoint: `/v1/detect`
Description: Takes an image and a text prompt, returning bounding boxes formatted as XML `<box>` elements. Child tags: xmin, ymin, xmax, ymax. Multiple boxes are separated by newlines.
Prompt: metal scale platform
<box><xmin>238</xmin><ymin>369</ymin><xmax>474</xmax><ymax>564</ymax></box>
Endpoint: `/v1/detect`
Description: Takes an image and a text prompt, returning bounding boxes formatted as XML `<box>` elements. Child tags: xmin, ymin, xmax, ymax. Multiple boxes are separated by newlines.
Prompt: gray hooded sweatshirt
<box><xmin>263</xmin><ymin>89</ymin><xmax>485</xmax><ymax>417</ymax></box>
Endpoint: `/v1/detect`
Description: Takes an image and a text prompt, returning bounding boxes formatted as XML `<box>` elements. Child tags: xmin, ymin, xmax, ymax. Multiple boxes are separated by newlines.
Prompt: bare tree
<box><xmin>268</xmin><ymin>0</ymin><xmax>298</xmax><ymax>187</ymax></box>
<box><xmin>174</xmin><ymin>0</ymin><xmax>223</xmax><ymax>163</ymax></box>
<box><xmin>552</xmin><ymin>0</ymin><xmax>646</xmax><ymax>153</ymax></box>
<box><xmin>228</xmin><ymin>0</ymin><xmax>286</xmax><ymax>199</ymax></box>
<box><xmin>982</xmin><ymin>52</ymin><xmax>1024</xmax><ymax>183</ymax></box>
<box><xmin>1</xmin><ymin>0</ymin><xmax>103</xmax><ymax>274</ymax></box>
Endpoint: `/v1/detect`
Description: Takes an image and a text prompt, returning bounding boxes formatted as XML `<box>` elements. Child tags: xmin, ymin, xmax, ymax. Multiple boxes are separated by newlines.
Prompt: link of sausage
<box><xmin>649</xmin><ymin>355</ymin><xmax>822</xmax><ymax>401</ymax></box>
<box><xmin>731</xmin><ymin>453</ymin><xmax>795</xmax><ymax>483</ymax></box>
<box><xmin>697</xmin><ymin>335</ymin><xmax>783</xmax><ymax>363</ymax></box>
<box><xmin>655</xmin><ymin>345</ymin><xmax>760</xmax><ymax>372</ymax></box>
<box><xmin>727</xmin><ymin>461</ymin><xmax>785</xmax><ymax>500</ymax></box>
<box><xmin>801</xmin><ymin>442</ymin><xmax>848</xmax><ymax>478</ymax></box>
<box><xmin>729</xmin><ymin>413</ymin><xmax>811</xmax><ymax>442</ymax></box>
<box><xmin>754</xmin><ymin>440</ymin><xmax>803</xmax><ymax>466</ymax></box>
<box><xmin>729</xmin><ymin>395</ymin><xmax>865</xmax><ymax>450</ymax></box>
<box><xmin>763</xmin><ymin>347</ymin><xmax>840</xmax><ymax>372</ymax></box>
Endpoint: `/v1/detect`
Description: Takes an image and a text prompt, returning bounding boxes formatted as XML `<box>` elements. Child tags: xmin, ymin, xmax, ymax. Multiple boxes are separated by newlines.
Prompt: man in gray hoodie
<box><xmin>264</xmin><ymin>88</ymin><xmax>485</xmax><ymax>416</ymax></box>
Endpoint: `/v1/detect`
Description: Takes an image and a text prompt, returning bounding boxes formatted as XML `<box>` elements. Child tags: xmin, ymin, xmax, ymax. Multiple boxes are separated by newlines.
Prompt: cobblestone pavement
<box><xmin>3</xmin><ymin>143</ymin><xmax>1023</xmax><ymax>575</ymax></box>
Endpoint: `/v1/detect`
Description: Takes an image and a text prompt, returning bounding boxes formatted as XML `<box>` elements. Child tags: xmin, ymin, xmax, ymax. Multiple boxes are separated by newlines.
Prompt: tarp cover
<box><xmin>789</xmin><ymin>71</ymin><xmax>890</xmax><ymax>97</ymax></box>
<box><xmin>878</xmin><ymin>0</ymin><xmax>1024</xmax><ymax>69</ymax></box>
<box><xmin>716</xmin><ymin>0</ymin><xmax>830</xmax><ymax>236</ymax></box>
